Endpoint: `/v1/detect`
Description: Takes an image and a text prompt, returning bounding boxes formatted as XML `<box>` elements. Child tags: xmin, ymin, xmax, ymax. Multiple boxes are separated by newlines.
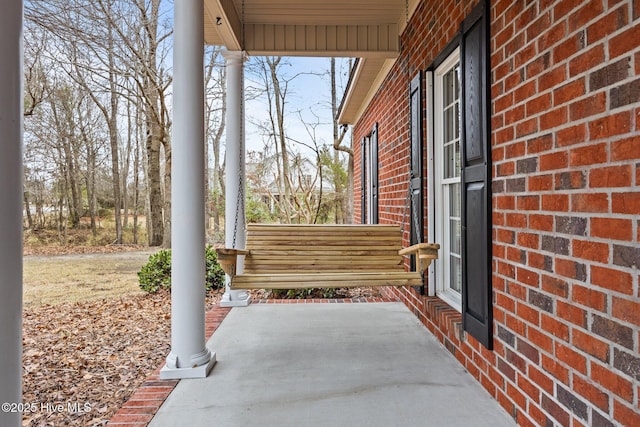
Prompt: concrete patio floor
<box><xmin>150</xmin><ymin>302</ymin><xmax>516</xmax><ymax>427</ymax></box>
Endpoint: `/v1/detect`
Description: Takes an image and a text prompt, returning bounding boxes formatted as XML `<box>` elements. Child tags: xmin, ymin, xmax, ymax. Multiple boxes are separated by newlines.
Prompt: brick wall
<box><xmin>353</xmin><ymin>1</ymin><xmax>640</xmax><ymax>426</ymax></box>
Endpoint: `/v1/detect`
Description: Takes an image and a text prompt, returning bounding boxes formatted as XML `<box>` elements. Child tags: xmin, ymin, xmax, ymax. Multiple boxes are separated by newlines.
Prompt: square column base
<box><xmin>159</xmin><ymin>353</ymin><xmax>216</xmax><ymax>379</ymax></box>
<box><xmin>220</xmin><ymin>290</ymin><xmax>251</xmax><ymax>307</ymax></box>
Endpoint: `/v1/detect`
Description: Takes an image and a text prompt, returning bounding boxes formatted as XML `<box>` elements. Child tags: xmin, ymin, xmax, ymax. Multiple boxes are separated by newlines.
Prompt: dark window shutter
<box><xmin>461</xmin><ymin>1</ymin><xmax>492</xmax><ymax>350</ymax></box>
<box><xmin>360</xmin><ymin>137</ymin><xmax>367</xmax><ymax>224</ymax></box>
<box><xmin>360</xmin><ymin>137</ymin><xmax>366</xmax><ymax>224</ymax></box>
<box><xmin>409</xmin><ymin>72</ymin><xmax>423</xmax><ymax>248</ymax></box>
<box><xmin>371</xmin><ymin>123</ymin><xmax>379</xmax><ymax>224</ymax></box>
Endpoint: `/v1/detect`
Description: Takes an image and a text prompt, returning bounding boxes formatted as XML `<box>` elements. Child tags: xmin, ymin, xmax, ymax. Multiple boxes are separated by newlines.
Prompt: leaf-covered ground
<box><xmin>22</xmin><ymin>290</ymin><xmax>222</xmax><ymax>427</ymax></box>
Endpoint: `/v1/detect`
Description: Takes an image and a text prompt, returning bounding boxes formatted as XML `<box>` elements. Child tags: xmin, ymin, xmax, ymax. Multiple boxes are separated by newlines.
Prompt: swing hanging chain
<box><xmin>401</xmin><ymin>175</ymin><xmax>423</xmax><ymax>246</ymax></box>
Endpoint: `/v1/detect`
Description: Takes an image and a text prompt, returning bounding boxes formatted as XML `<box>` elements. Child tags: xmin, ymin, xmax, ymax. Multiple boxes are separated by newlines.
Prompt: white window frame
<box><xmin>429</xmin><ymin>47</ymin><xmax>462</xmax><ymax>312</ymax></box>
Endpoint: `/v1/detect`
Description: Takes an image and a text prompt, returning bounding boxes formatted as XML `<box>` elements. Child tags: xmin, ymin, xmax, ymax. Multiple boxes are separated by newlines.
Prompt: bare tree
<box><xmin>204</xmin><ymin>46</ymin><xmax>226</xmax><ymax>236</ymax></box>
<box><xmin>331</xmin><ymin>58</ymin><xmax>354</xmax><ymax>223</ymax></box>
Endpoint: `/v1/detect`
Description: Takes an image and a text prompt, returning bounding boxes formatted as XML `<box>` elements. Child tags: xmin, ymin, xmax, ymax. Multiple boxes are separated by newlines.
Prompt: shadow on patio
<box><xmin>124</xmin><ymin>301</ymin><xmax>515</xmax><ymax>427</ymax></box>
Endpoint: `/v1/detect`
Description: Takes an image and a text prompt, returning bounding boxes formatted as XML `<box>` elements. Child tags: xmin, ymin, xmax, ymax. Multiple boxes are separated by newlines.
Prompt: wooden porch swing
<box><xmin>217</xmin><ymin>223</ymin><xmax>439</xmax><ymax>290</ymax></box>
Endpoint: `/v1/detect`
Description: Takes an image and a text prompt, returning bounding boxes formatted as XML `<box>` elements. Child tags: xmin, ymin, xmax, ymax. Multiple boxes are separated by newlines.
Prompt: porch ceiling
<box><xmin>204</xmin><ymin>0</ymin><xmax>415</xmax><ymax>57</ymax></box>
<box><xmin>204</xmin><ymin>0</ymin><xmax>419</xmax><ymax>126</ymax></box>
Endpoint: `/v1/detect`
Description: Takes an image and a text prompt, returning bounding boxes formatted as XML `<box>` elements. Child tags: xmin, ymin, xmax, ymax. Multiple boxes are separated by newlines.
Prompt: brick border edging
<box><xmin>107</xmin><ymin>307</ymin><xmax>232</xmax><ymax>426</ymax></box>
<box><xmin>107</xmin><ymin>297</ymin><xmax>396</xmax><ymax>426</ymax></box>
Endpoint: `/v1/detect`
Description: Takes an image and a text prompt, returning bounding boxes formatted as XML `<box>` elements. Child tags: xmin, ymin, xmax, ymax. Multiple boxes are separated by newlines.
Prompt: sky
<box><xmin>243</xmin><ymin>56</ymin><xmax>353</xmax><ymax>156</ymax></box>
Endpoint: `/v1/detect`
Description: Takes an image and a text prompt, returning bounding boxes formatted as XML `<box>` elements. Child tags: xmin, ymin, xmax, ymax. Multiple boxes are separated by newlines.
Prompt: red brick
<box><xmin>556</xmin><ymin>123</ymin><xmax>587</xmax><ymax>147</ymax></box>
<box><xmin>517</xmin><ymin>232</ymin><xmax>539</xmax><ymax>249</ymax></box>
<box><xmin>528</xmin><ymin>326</ymin><xmax>554</xmax><ymax>354</ymax></box>
<box><xmin>527</xmin><ymin>401</ymin><xmax>549</xmax><ymax>427</ymax></box>
<box><xmin>609</xmin><ymin>23</ymin><xmax>640</xmax><ymax>59</ymax></box>
<box><xmin>517</xmin><ymin>195</ymin><xmax>540</xmax><ymax>211</ymax></box>
<box><xmin>571</xmin><ymin>192</ymin><xmax>609</xmax><ymax>213</ymax></box>
<box><xmin>591</xmin><ymin>361</ymin><xmax>634</xmax><ymax>401</ymax></box>
<box><xmin>614</xmin><ymin>399</ymin><xmax>640</xmax><ymax>426</ymax></box>
<box><xmin>591</xmin><ymin>266</ymin><xmax>633</xmax><ymax>295</ymax></box>
<box><xmin>541</xmin><ymin>313</ymin><xmax>570</xmax><ymax>342</ymax></box>
<box><xmin>573</xmin><ymin>374</ymin><xmax>610</xmax><ymax>412</ymax></box>
<box><xmin>557</xmin><ymin>300</ymin><xmax>587</xmax><ymax>328</ymax></box>
<box><xmin>540</xmin><ymin>106</ymin><xmax>568</xmax><ymax>130</ymax></box>
<box><xmin>587</xmin><ymin>5</ymin><xmax>629</xmax><ymax>44</ymax></box>
<box><xmin>496</xmin><ymin>194</ymin><xmax>515</xmax><ymax>210</ymax></box>
<box><xmin>557</xmin><ymin>259</ymin><xmax>586</xmax><ymax>282</ymax></box>
<box><xmin>612</xmin><ymin>192</ymin><xmax>640</xmax><ymax>215</ymax></box>
<box><xmin>611</xmin><ymin>136</ymin><xmax>640</xmax><ymax>161</ymax></box>
<box><xmin>570</xmin><ymin>143</ymin><xmax>608</xmax><ymax>167</ymax></box>
<box><xmin>537</xmin><ymin>19</ymin><xmax>567</xmax><ymax>52</ymax></box>
<box><xmin>553</xmin><ymin>33</ymin><xmax>584</xmax><ymax>63</ymax></box>
<box><xmin>542</xmin><ymin>275</ymin><xmax>569</xmax><ymax>298</ymax></box>
<box><xmin>569</xmin><ymin>92</ymin><xmax>607</xmax><ymax>120</ymax></box>
<box><xmin>505</xmin><ymin>141</ymin><xmax>526</xmax><ymax>158</ymax></box>
<box><xmin>612</xmin><ymin>297</ymin><xmax>640</xmax><ymax>327</ymax></box>
<box><xmin>591</xmin><ymin>217</ymin><xmax>633</xmax><ymax>241</ymax></box>
<box><xmin>516</xmin><ymin>117</ymin><xmax>538</xmax><ymax>138</ymax></box>
<box><xmin>590</xmin><ymin>165</ymin><xmax>633</xmax><ymax>188</ymax></box>
<box><xmin>589</xmin><ymin>111</ymin><xmax>632</xmax><ymax>140</ymax></box>
<box><xmin>572</xmin><ymin>239</ymin><xmax>610</xmax><ymax>263</ymax></box>
<box><xmin>516</xmin><ymin>267</ymin><xmax>540</xmax><ymax>288</ymax></box>
<box><xmin>526</xmin><ymin>93</ymin><xmax>552</xmax><ymax>117</ymax></box>
<box><xmin>569</xmin><ymin>45</ymin><xmax>606</xmax><ymax>77</ymax></box>
<box><xmin>539</xmin><ymin>66</ymin><xmax>567</xmax><ymax>92</ymax></box>
<box><xmin>572</xmin><ymin>284</ymin><xmax>608</xmax><ymax>312</ymax></box>
<box><xmin>541</xmin><ymin>194</ymin><xmax>569</xmax><ymax>211</ymax></box>
<box><xmin>569</xmin><ymin>0</ymin><xmax>605</xmax><ymax>30</ymax></box>
<box><xmin>497</xmin><ymin>228</ymin><xmax>515</xmax><ymax>244</ymax></box>
<box><xmin>516</xmin><ymin>301</ymin><xmax>540</xmax><ymax>325</ymax></box>
<box><xmin>527</xmin><ymin>134</ymin><xmax>554</xmax><ymax>154</ymax></box>
<box><xmin>540</xmin><ymin>151</ymin><xmax>568</xmax><ymax>171</ymax></box>
<box><xmin>554</xmin><ymin>79</ymin><xmax>587</xmax><ymax>106</ymax></box>
<box><xmin>556</xmin><ymin>342</ymin><xmax>587</xmax><ymax>374</ymax></box>
<box><xmin>528</xmin><ymin>252</ymin><xmax>548</xmax><ymax>270</ymax></box>
<box><xmin>572</xmin><ymin>328</ymin><xmax>610</xmax><ymax>362</ymax></box>
<box><xmin>542</xmin><ymin>353</ymin><xmax>570</xmax><ymax>384</ymax></box>
<box><xmin>529</xmin><ymin>214</ymin><xmax>554</xmax><ymax>231</ymax></box>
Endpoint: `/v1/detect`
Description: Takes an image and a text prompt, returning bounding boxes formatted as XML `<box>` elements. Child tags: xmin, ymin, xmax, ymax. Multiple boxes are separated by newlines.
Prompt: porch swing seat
<box><xmin>216</xmin><ymin>224</ymin><xmax>439</xmax><ymax>290</ymax></box>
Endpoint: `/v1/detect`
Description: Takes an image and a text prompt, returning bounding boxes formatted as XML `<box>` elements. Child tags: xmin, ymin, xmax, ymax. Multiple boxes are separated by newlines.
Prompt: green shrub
<box><xmin>138</xmin><ymin>245</ymin><xmax>225</xmax><ymax>293</ymax></box>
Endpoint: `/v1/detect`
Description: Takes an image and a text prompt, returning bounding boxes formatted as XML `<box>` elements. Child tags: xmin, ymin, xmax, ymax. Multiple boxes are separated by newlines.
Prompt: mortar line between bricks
<box><xmin>106</xmin><ymin>297</ymin><xmax>397</xmax><ymax>426</ymax></box>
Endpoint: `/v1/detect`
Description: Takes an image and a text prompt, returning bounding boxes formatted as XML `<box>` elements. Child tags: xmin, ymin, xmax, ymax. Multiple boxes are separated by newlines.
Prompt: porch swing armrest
<box><xmin>215</xmin><ymin>248</ymin><xmax>250</xmax><ymax>278</ymax></box>
<box><xmin>399</xmin><ymin>243</ymin><xmax>441</xmax><ymax>274</ymax></box>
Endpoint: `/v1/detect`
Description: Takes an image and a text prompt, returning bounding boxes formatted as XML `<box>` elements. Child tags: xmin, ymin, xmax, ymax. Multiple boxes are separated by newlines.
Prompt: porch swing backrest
<box><xmin>216</xmin><ymin>223</ymin><xmax>439</xmax><ymax>290</ymax></box>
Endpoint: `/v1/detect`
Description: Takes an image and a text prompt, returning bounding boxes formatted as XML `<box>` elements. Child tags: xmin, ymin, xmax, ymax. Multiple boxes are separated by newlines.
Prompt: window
<box><xmin>361</xmin><ymin>123</ymin><xmax>378</xmax><ymax>224</ymax></box>
<box><xmin>433</xmin><ymin>48</ymin><xmax>462</xmax><ymax>311</ymax></box>
<box><xmin>426</xmin><ymin>1</ymin><xmax>492</xmax><ymax>349</ymax></box>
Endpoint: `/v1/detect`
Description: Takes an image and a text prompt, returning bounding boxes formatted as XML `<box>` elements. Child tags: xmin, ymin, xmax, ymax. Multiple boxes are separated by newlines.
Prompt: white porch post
<box><xmin>0</xmin><ymin>0</ymin><xmax>23</xmax><ymax>425</ymax></box>
<box><xmin>160</xmin><ymin>0</ymin><xmax>215</xmax><ymax>379</ymax></box>
<box><xmin>220</xmin><ymin>50</ymin><xmax>251</xmax><ymax>307</ymax></box>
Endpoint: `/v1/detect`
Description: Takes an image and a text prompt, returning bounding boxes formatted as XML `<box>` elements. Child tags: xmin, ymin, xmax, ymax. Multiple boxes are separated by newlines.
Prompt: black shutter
<box><xmin>461</xmin><ymin>1</ymin><xmax>492</xmax><ymax>349</ymax></box>
<box><xmin>409</xmin><ymin>71</ymin><xmax>423</xmax><ymax>247</ymax></box>
<box><xmin>371</xmin><ymin>123</ymin><xmax>379</xmax><ymax>224</ymax></box>
<box><xmin>360</xmin><ymin>137</ymin><xmax>367</xmax><ymax>224</ymax></box>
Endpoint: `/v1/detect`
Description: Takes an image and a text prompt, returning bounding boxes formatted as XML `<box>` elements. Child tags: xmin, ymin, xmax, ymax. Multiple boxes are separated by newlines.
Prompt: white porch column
<box><xmin>0</xmin><ymin>0</ymin><xmax>23</xmax><ymax>425</ymax></box>
<box><xmin>160</xmin><ymin>0</ymin><xmax>215</xmax><ymax>379</ymax></box>
<box><xmin>220</xmin><ymin>50</ymin><xmax>251</xmax><ymax>307</ymax></box>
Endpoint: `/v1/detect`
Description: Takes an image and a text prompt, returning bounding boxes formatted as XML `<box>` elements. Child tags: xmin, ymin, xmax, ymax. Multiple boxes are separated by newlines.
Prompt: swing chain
<box><xmin>401</xmin><ymin>174</ymin><xmax>423</xmax><ymax>246</ymax></box>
